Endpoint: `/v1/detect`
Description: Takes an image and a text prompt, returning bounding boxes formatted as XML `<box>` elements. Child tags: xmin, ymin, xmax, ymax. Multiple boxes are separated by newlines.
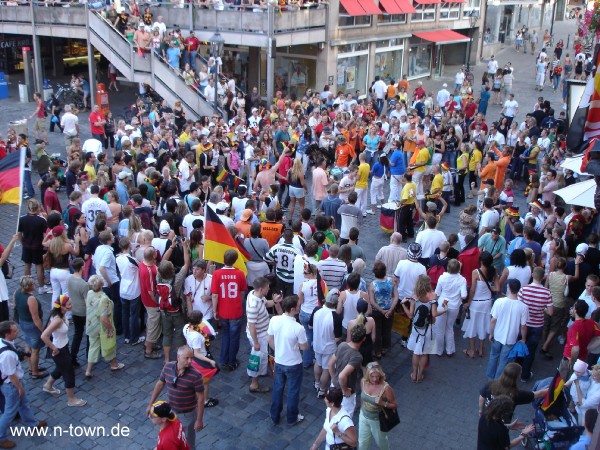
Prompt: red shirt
<box><xmin>563</xmin><ymin>319</ymin><xmax>600</xmax><ymax>361</ymax></box>
<box><xmin>36</xmin><ymin>99</ymin><xmax>45</xmax><ymax>119</ymax></box>
<box><xmin>0</xmin><ymin>141</ymin><xmax>7</xmax><ymax>160</ymax></box>
<box><xmin>277</xmin><ymin>156</ymin><xmax>293</xmax><ymax>185</ymax></box>
<box><xmin>465</xmin><ymin>101</ymin><xmax>477</xmax><ymax>119</ymax></box>
<box><xmin>184</xmin><ymin>37</ymin><xmax>200</xmax><ymax>52</ymax></box>
<box><xmin>89</xmin><ymin>112</ymin><xmax>105</xmax><ymax>135</ymax></box>
<box><xmin>139</xmin><ymin>261</ymin><xmax>158</xmax><ymax>308</ymax></box>
<box><xmin>210</xmin><ymin>266</ymin><xmax>247</xmax><ymax>319</ymax></box>
<box><xmin>44</xmin><ymin>189</ymin><xmax>62</xmax><ymax>213</ymax></box>
<box><xmin>156</xmin><ymin>418</ymin><xmax>190</xmax><ymax>450</ymax></box>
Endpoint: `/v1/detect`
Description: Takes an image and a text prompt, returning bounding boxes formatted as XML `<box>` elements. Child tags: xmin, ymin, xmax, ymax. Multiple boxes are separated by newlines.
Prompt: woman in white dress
<box><xmin>462</xmin><ymin>252</ymin><xmax>499</xmax><ymax>359</ymax></box>
<box><xmin>310</xmin><ymin>387</ymin><xmax>358</xmax><ymax>450</ymax></box>
<box><xmin>401</xmin><ymin>274</ymin><xmax>447</xmax><ymax>383</ymax></box>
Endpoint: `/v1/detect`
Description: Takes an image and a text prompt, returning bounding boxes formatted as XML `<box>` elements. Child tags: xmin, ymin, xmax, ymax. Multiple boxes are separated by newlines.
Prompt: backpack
<box><xmin>0</xmin><ymin>343</ymin><xmax>18</xmax><ymax>385</ymax></box>
<box><xmin>553</xmin><ymin>65</ymin><xmax>563</xmax><ymax>76</ymax></box>
<box><xmin>412</xmin><ymin>299</ymin><xmax>434</xmax><ymax>345</ymax></box>
<box><xmin>62</xmin><ymin>204</ymin><xmax>78</xmax><ymax>230</ymax></box>
<box><xmin>156</xmin><ymin>279</ymin><xmax>183</xmax><ymax>313</ymax></box>
<box><xmin>115</xmin><ymin>135</ymin><xmax>123</xmax><ymax>151</ymax></box>
<box><xmin>427</xmin><ymin>256</ymin><xmax>447</xmax><ymax>289</ymax></box>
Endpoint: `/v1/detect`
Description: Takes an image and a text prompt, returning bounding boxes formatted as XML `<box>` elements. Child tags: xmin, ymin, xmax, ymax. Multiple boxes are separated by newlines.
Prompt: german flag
<box><xmin>215</xmin><ymin>167</ymin><xmax>228</xmax><ymax>184</ymax></box>
<box><xmin>204</xmin><ymin>206</ymin><xmax>248</xmax><ymax>275</ymax></box>
<box><xmin>0</xmin><ymin>148</ymin><xmax>23</xmax><ymax>205</ymax></box>
<box><xmin>541</xmin><ymin>370</ymin><xmax>565</xmax><ymax>412</ymax></box>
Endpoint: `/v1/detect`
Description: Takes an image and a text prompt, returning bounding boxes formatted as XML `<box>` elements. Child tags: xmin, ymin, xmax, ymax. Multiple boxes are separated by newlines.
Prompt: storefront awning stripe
<box><xmin>379</xmin><ymin>0</ymin><xmax>403</xmax><ymax>14</ymax></box>
<box><xmin>441</xmin><ymin>0</ymin><xmax>466</xmax><ymax>3</ymax></box>
<box><xmin>339</xmin><ymin>0</ymin><xmax>369</xmax><ymax>16</ymax></box>
<box><xmin>358</xmin><ymin>0</ymin><xmax>384</xmax><ymax>15</ymax></box>
<box><xmin>393</xmin><ymin>0</ymin><xmax>417</xmax><ymax>13</ymax></box>
<box><xmin>413</xmin><ymin>29</ymin><xmax>470</xmax><ymax>44</ymax></box>
<box><xmin>414</xmin><ymin>0</ymin><xmax>442</xmax><ymax>4</ymax></box>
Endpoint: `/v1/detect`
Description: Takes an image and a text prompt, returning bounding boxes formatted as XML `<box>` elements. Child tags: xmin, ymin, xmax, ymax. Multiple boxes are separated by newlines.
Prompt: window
<box><xmin>378</xmin><ymin>13</ymin><xmax>407</xmax><ymax>24</ymax></box>
<box><xmin>463</xmin><ymin>0</ymin><xmax>480</xmax><ymax>18</ymax></box>
<box><xmin>440</xmin><ymin>2</ymin><xmax>460</xmax><ymax>20</ymax></box>
<box><xmin>407</xmin><ymin>37</ymin><xmax>431</xmax><ymax>78</ymax></box>
<box><xmin>338</xmin><ymin>4</ymin><xmax>372</xmax><ymax>27</ymax></box>
<box><xmin>411</xmin><ymin>3</ymin><xmax>435</xmax><ymax>22</ymax></box>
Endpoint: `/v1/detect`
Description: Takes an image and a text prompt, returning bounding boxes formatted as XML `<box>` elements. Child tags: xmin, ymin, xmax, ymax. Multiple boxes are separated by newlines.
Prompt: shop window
<box><xmin>336</xmin><ymin>53</ymin><xmax>369</xmax><ymax>94</ymax></box>
<box><xmin>440</xmin><ymin>3</ymin><xmax>460</xmax><ymax>20</ymax></box>
<box><xmin>374</xmin><ymin>49</ymin><xmax>403</xmax><ymax>83</ymax></box>
<box><xmin>377</xmin><ymin>13</ymin><xmax>407</xmax><ymax>24</ymax></box>
<box><xmin>338</xmin><ymin>4</ymin><xmax>372</xmax><ymax>27</ymax></box>
<box><xmin>407</xmin><ymin>43</ymin><xmax>431</xmax><ymax>78</ymax></box>
<box><xmin>462</xmin><ymin>0</ymin><xmax>480</xmax><ymax>18</ymax></box>
<box><xmin>411</xmin><ymin>3</ymin><xmax>435</xmax><ymax>22</ymax></box>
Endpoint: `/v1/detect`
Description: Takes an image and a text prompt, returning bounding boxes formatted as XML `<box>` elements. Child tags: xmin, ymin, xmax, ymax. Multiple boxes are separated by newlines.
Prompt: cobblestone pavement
<box><xmin>0</xmin><ymin>18</ymin><xmax>577</xmax><ymax>450</ymax></box>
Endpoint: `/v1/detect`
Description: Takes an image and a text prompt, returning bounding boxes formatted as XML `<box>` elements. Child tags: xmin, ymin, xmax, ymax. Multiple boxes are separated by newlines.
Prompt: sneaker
<box><xmin>317</xmin><ymin>389</ymin><xmax>326</xmax><ymax>399</ymax></box>
<box><xmin>376</xmin><ymin>204</ymin><xmax>382</xmax><ymax>209</ymax></box>
<box><xmin>366</xmin><ymin>210</ymin><xmax>375</xmax><ymax>215</ymax></box>
<box><xmin>363</xmin><ymin>213</ymin><xmax>367</xmax><ymax>217</ymax></box>
<box><xmin>124</xmin><ymin>339</ymin><xmax>130</xmax><ymax>345</ymax></box>
<box><xmin>288</xmin><ymin>414</ymin><xmax>304</xmax><ymax>426</ymax></box>
<box><xmin>131</xmin><ymin>336</ymin><xmax>146</xmax><ymax>346</ymax></box>
<box><xmin>38</xmin><ymin>286</ymin><xmax>52</xmax><ymax>295</ymax></box>
<box><xmin>313</xmin><ymin>381</ymin><xmax>320</xmax><ymax>391</ymax></box>
<box><xmin>400</xmin><ymin>337</ymin><xmax>408</xmax><ymax>348</ymax></box>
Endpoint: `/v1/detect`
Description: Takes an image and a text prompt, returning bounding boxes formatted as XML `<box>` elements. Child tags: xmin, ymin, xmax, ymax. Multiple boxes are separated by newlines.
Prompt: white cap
<box><xmin>208</xmin><ymin>122</ymin><xmax>215</xmax><ymax>127</ymax></box>
<box><xmin>443</xmin><ymin>83</ymin><xmax>448</xmax><ymax>88</ymax></box>
<box><xmin>117</xmin><ymin>171</ymin><xmax>130</xmax><ymax>180</ymax></box>
<box><xmin>159</xmin><ymin>220</ymin><xmax>171</xmax><ymax>235</ymax></box>
<box><xmin>124</xmin><ymin>125</ymin><xmax>134</xmax><ymax>131</ymax></box>
<box><xmin>146</xmin><ymin>157</ymin><xmax>157</xmax><ymax>165</ymax></box>
<box><xmin>216</xmin><ymin>201</ymin><xmax>229</xmax><ymax>212</ymax></box>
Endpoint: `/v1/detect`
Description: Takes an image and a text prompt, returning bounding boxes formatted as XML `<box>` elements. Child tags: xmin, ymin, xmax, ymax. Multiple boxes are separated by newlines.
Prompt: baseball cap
<box><xmin>124</xmin><ymin>125</ymin><xmax>134</xmax><ymax>131</ymax></box>
<box><xmin>118</xmin><ymin>171</ymin><xmax>131</xmax><ymax>180</ymax></box>
<box><xmin>159</xmin><ymin>220</ymin><xmax>171</xmax><ymax>235</ymax></box>
<box><xmin>325</xmin><ymin>289</ymin><xmax>340</xmax><ymax>305</ymax></box>
<box><xmin>216</xmin><ymin>201</ymin><xmax>229</xmax><ymax>212</ymax></box>
<box><xmin>52</xmin><ymin>225</ymin><xmax>65</xmax><ymax>237</ymax></box>
<box><xmin>576</xmin><ymin>243</ymin><xmax>589</xmax><ymax>256</ymax></box>
<box><xmin>240</xmin><ymin>209</ymin><xmax>253</xmax><ymax>222</ymax></box>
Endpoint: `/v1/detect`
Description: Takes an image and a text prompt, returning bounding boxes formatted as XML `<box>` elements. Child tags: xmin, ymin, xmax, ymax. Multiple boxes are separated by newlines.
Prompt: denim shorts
<box><xmin>19</xmin><ymin>320</ymin><xmax>44</xmax><ymax>350</ymax></box>
<box><xmin>288</xmin><ymin>186</ymin><xmax>305</xmax><ymax>199</ymax></box>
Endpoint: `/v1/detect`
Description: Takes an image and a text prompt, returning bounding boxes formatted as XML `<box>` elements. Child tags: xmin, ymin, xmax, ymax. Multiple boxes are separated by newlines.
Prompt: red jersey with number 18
<box><xmin>210</xmin><ymin>266</ymin><xmax>247</xmax><ymax>320</ymax></box>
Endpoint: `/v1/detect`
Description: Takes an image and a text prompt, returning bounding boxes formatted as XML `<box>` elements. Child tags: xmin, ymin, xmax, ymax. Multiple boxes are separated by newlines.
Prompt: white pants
<box><xmin>355</xmin><ymin>187</ymin><xmax>368</xmax><ymax>214</ymax></box>
<box><xmin>413</xmin><ymin>170</ymin><xmax>425</xmax><ymax>200</ymax></box>
<box><xmin>433</xmin><ymin>307</ymin><xmax>461</xmax><ymax>355</ymax></box>
<box><xmin>50</xmin><ymin>268</ymin><xmax>70</xmax><ymax>303</ymax></box>
<box><xmin>371</xmin><ymin>176</ymin><xmax>385</xmax><ymax>205</ymax></box>
<box><xmin>536</xmin><ymin>72</ymin><xmax>545</xmax><ymax>87</ymax></box>
<box><xmin>388</xmin><ymin>175</ymin><xmax>403</xmax><ymax>203</ymax></box>
<box><xmin>341</xmin><ymin>392</ymin><xmax>356</xmax><ymax>416</ymax></box>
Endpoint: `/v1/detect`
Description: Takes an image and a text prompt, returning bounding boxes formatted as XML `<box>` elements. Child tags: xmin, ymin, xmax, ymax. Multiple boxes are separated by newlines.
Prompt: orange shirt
<box><xmin>235</xmin><ymin>221</ymin><xmax>252</xmax><ymax>239</ymax></box>
<box><xmin>397</xmin><ymin>79</ymin><xmax>410</xmax><ymax>93</ymax></box>
<box><xmin>336</xmin><ymin>143</ymin><xmax>356</xmax><ymax>167</ymax></box>
<box><xmin>387</xmin><ymin>85</ymin><xmax>396</xmax><ymax>99</ymax></box>
<box><xmin>404</xmin><ymin>129</ymin><xmax>417</xmax><ymax>153</ymax></box>
<box><xmin>480</xmin><ymin>161</ymin><xmax>497</xmax><ymax>189</ymax></box>
<box><xmin>261</xmin><ymin>221</ymin><xmax>283</xmax><ymax>248</ymax></box>
<box><xmin>491</xmin><ymin>147</ymin><xmax>510</xmax><ymax>189</ymax></box>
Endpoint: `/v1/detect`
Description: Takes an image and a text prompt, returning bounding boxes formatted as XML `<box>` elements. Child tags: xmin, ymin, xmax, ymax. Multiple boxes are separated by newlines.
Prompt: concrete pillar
<box><xmin>316</xmin><ymin>44</ymin><xmax>331</xmax><ymax>93</ymax></box>
<box><xmin>367</xmin><ymin>42</ymin><xmax>376</xmax><ymax>85</ymax></box>
<box><xmin>31</xmin><ymin>35</ymin><xmax>43</xmax><ymax>95</ymax></box>
<box><xmin>87</xmin><ymin>40</ymin><xmax>96</xmax><ymax>109</ymax></box>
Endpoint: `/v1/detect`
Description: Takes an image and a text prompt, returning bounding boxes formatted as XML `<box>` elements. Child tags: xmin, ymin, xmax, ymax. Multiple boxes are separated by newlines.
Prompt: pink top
<box><xmin>312</xmin><ymin>167</ymin><xmax>329</xmax><ymax>201</ymax></box>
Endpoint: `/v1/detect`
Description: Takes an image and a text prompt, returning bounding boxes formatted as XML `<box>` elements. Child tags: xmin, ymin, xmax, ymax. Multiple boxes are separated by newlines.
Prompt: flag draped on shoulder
<box><xmin>0</xmin><ymin>148</ymin><xmax>24</xmax><ymax>205</ymax></box>
<box><xmin>204</xmin><ymin>206</ymin><xmax>248</xmax><ymax>274</ymax></box>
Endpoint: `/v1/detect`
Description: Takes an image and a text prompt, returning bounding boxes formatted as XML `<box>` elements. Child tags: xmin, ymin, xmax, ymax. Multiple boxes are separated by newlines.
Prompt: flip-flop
<box><xmin>249</xmin><ymin>386</ymin><xmax>270</xmax><ymax>393</ymax></box>
<box><xmin>43</xmin><ymin>387</ymin><xmax>60</xmax><ymax>395</ymax></box>
<box><xmin>67</xmin><ymin>399</ymin><xmax>87</xmax><ymax>407</ymax></box>
<box><xmin>110</xmin><ymin>363</ymin><xmax>125</xmax><ymax>371</ymax></box>
<box><xmin>85</xmin><ymin>373</ymin><xmax>94</xmax><ymax>379</ymax></box>
<box><xmin>30</xmin><ymin>371</ymin><xmax>48</xmax><ymax>379</ymax></box>
<box><xmin>463</xmin><ymin>349</ymin><xmax>474</xmax><ymax>359</ymax></box>
<box><xmin>410</xmin><ymin>372</ymin><xmax>417</xmax><ymax>383</ymax></box>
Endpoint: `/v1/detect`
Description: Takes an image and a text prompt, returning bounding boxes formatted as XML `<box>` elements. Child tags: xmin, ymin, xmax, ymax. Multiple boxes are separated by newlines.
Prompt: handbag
<box><xmin>379</xmin><ymin>405</ymin><xmax>400</xmax><ymax>432</ymax></box>
<box><xmin>330</xmin><ymin>414</ymin><xmax>355</xmax><ymax>450</ymax></box>
<box><xmin>247</xmin><ymin>348</ymin><xmax>261</xmax><ymax>376</ymax></box>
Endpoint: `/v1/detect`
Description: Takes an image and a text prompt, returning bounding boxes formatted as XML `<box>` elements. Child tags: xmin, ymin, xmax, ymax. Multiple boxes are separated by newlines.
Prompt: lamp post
<box><xmin>466</xmin><ymin>10</ymin><xmax>479</xmax><ymax>73</ymax></box>
<box><xmin>209</xmin><ymin>31</ymin><xmax>225</xmax><ymax>116</ymax></box>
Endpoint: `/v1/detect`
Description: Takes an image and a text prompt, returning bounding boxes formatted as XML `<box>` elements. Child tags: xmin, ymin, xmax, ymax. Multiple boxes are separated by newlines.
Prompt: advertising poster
<box><xmin>346</xmin><ymin>66</ymin><xmax>355</xmax><ymax>90</ymax></box>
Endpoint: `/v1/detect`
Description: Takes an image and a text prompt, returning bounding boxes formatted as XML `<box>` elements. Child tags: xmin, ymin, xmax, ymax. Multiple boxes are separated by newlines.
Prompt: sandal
<box><xmin>43</xmin><ymin>387</ymin><xmax>60</xmax><ymax>396</ymax></box>
<box><xmin>30</xmin><ymin>371</ymin><xmax>48</xmax><ymax>380</ymax></box>
<box><xmin>110</xmin><ymin>363</ymin><xmax>125</xmax><ymax>371</ymax></box>
<box><xmin>67</xmin><ymin>399</ymin><xmax>87</xmax><ymax>407</ymax></box>
<box><xmin>249</xmin><ymin>386</ymin><xmax>270</xmax><ymax>393</ymax></box>
<box><xmin>204</xmin><ymin>398</ymin><xmax>219</xmax><ymax>407</ymax></box>
<box><xmin>85</xmin><ymin>373</ymin><xmax>93</xmax><ymax>379</ymax></box>
<box><xmin>410</xmin><ymin>372</ymin><xmax>417</xmax><ymax>383</ymax></box>
<box><xmin>463</xmin><ymin>349</ymin><xmax>475</xmax><ymax>359</ymax></box>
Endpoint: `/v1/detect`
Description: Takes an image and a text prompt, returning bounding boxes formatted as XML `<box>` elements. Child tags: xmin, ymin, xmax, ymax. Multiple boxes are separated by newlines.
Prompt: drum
<box><xmin>380</xmin><ymin>202</ymin><xmax>400</xmax><ymax>233</ymax></box>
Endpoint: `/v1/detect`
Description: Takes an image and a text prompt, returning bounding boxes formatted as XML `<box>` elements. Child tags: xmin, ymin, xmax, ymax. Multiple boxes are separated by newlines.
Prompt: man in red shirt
<box><xmin>29</xmin><ymin>92</ymin><xmax>48</xmax><ymax>144</ymax></box>
<box><xmin>43</xmin><ymin>176</ymin><xmax>62</xmax><ymax>214</ymax></box>
<box><xmin>211</xmin><ymin>249</ymin><xmax>247</xmax><ymax>370</ymax></box>
<box><xmin>150</xmin><ymin>401</ymin><xmax>190</xmax><ymax>450</ymax></box>
<box><xmin>560</xmin><ymin>299</ymin><xmax>600</xmax><ymax>379</ymax></box>
<box><xmin>183</xmin><ymin>31</ymin><xmax>199</xmax><ymax>67</ymax></box>
<box><xmin>139</xmin><ymin>247</ymin><xmax>163</xmax><ymax>360</ymax></box>
<box><xmin>89</xmin><ymin>104</ymin><xmax>106</xmax><ymax>145</ymax></box>
<box><xmin>464</xmin><ymin>96</ymin><xmax>478</xmax><ymax>121</ymax></box>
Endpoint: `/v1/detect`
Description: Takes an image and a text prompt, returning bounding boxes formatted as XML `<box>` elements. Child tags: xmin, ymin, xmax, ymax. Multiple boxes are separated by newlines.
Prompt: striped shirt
<box><xmin>246</xmin><ymin>291</ymin><xmax>270</xmax><ymax>339</ymax></box>
<box><xmin>318</xmin><ymin>258</ymin><xmax>348</xmax><ymax>291</ymax></box>
<box><xmin>264</xmin><ymin>243</ymin><xmax>300</xmax><ymax>283</ymax></box>
<box><xmin>518</xmin><ymin>284</ymin><xmax>552</xmax><ymax>327</ymax></box>
<box><xmin>159</xmin><ymin>362</ymin><xmax>204</xmax><ymax>413</ymax></box>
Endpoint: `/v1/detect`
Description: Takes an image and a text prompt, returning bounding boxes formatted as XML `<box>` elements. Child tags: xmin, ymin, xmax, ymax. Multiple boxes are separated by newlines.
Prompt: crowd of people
<box><xmin>0</xmin><ymin>20</ymin><xmax>599</xmax><ymax>450</ymax></box>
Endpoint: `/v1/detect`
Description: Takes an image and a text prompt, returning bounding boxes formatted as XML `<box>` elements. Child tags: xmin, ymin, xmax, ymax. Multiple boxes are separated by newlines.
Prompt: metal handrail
<box><xmin>194</xmin><ymin>52</ymin><xmax>246</xmax><ymax>99</ymax></box>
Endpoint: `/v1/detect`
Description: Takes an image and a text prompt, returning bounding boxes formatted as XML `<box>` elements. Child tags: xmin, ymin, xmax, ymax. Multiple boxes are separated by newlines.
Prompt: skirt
<box><xmin>407</xmin><ymin>325</ymin><xmax>438</xmax><ymax>355</ymax></box>
<box><xmin>461</xmin><ymin>299</ymin><xmax>492</xmax><ymax>340</ymax></box>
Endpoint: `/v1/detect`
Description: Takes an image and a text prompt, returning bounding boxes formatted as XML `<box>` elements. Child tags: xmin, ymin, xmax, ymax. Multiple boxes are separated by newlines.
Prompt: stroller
<box><xmin>523</xmin><ymin>377</ymin><xmax>584</xmax><ymax>449</ymax></box>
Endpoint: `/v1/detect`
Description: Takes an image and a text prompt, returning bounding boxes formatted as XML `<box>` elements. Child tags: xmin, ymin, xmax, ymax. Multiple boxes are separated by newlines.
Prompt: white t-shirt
<box><xmin>182</xmin><ymin>213</ymin><xmax>202</xmax><ymax>239</ymax></box>
<box><xmin>267</xmin><ymin>314</ymin><xmax>307</xmax><ymax>366</ymax></box>
<box><xmin>324</xmin><ymin>408</ymin><xmax>354</xmax><ymax>448</ymax></box>
<box><xmin>232</xmin><ymin>197</ymin><xmax>247</xmax><ymax>221</ymax></box>
<box><xmin>82</xmin><ymin>139</ymin><xmax>103</xmax><ymax>157</ymax></box>
<box><xmin>490</xmin><ymin>297</ymin><xmax>528</xmax><ymax>345</ymax></box>
<box><xmin>455</xmin><ymin>71</ymin><xmax>465</xmax><ymax>86</ymax></box>
<box><xmin>178</xmin><ymin>159</ymin><xmax>193</xmax><ymax>192</ymax></box>
<box><xmin>435</xmin><ymin>272</ymin><xmax>468</xmax><ymax>310</ymax></box>
<box><xmin>487</xmin><ymin>59</ymin><xmax>498</xmax><ymax>74</ymax></box>
<box><xmin>115</xmin><ymin>254</ymin><xmax>141</xmax><ymax>300</ymax></box>
<box><xmin>372</xmin><ymin>80</ymin><xmax>387</xmax><ymax>100</ymax></box>
<box><xmin>503</xmin><ymin>99</ymin><xmax>519</xmax><ymax>117</ymax></box>
<box><xmin>394</xmin><ymin>260</ymin><xmax>426</xmax><ymax>297</ymax></box>
<box><xmin>312</xmin><ymin>306</ymin><xmax>340</xmax><ymax>356</ymax></box>
<box><xmin>183</xmin><ymin>274</ymin><xmax>213</xmax><ymax>319</ymax></box>
<box><xmin>480</xmin><ymin>209</ymin><xmax>500</xmax><ymax>230</ymax></box>
<box><xmin>183</xmin><ymin>322</ymin><xmax>215</xmax><ymax>357</ymax></box>
<box><xmin>82</xmin><ymin>196</ymin><xmax>112</xmax><ymax>234</ymax></box>
<box><xmin>61</xmin><ymin>112</ymin><xmax>79</xmax><ymax>137</ymax></box>
<box><xmin>415</xmin><ymin>229</ymin><xmax>446</xmax><ymax>259</ymax></box>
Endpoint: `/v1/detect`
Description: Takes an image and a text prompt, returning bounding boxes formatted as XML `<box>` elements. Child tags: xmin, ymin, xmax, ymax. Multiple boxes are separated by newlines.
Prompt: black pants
<box><xmin>103</xmin><ymin>282</ymin><xmax>122</xmax><ymax>335</ymax></box>
<box><xmin>278</xmin><ymin>184</ymin><xmax>290</xmax><ymax>209</ymax></box>
<box><xmin>455</xmin><ymin>172</ymin><xmax>467</xmax><ymax>205</ymax></box>
<box><xmin>276</xmin><ymin>278</ymin><xmax>295</xmax><ymax>298</ymax></box>
<box><xmin>442</xmin><ymin>191</ymin><xmax>451</xmax><ymax>214</ymax></box>
<box><xmin>71</xmin><ymin>314</ymin><xmax>88</xmax><ymax>364</ymax></box>
<box><xmin>397</xmin><ymin>204</ymin><xmax>415</xmax><ymax>239</ymax></box>
<box><xmin>49</xmin><ymin>115</ymin><xmax>63</xmax><ymax>132</ymax></box>
<box><xmin>372</xmin><ymin>310</ymin><xmax>394</xmax><ymax>354</ymax></box>
<box><xmin>50</xmin><ymin>345</ymin><xmax>76</xmax><ymax>389</ymax></box>
<box><xmin>0</xmin><ymin>302</ymin><xmax>8</xmax><ymax>323</ymax></box>
<box><xmin>105</xmin><ymin>133</ymin><xmax>115</xmax><ymax>150</ymax></box>
<box><xmin>468</xmin><ymin>170</ymin><xmax>478</xmax><ymax>192</ymax></box>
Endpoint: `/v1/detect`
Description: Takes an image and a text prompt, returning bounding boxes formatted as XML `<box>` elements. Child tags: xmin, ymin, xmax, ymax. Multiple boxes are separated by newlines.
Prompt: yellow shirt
<box><xmin>430</xmin><ymin>173</ymin><xmax>443</xmax><ymax>195</ymax></box>
<box><xmin>401</xmin><ymin>181</ymin><xmax>416</xmax><ymax>205</ymax></box>
<box><xmin>414</xmin><ymin>147</ymin><xmax>430</xmax><ymax>172</ymax></box>
<box><xmin>179</xmin><ymin>131</ymin><xmax>190</xmax><ymax>145</ymax></box>
<box><xmin>468</xmin><ymin>149</ymin><xmax>482</xmax><ymax>171</ymax></box>
<box><xmin>355</xmin><ymin>162</ymin><xmax>370</xmax><ymax>189</ymax></box>
<box><xmin>84</xmin><ymin>163</ymin><xmax>96</xmax><ymax>182</ymax></box>
<box><xmin>457</xmin><ymin>152</ymin><xmax>469</xmax><ymax>172</ymax></box>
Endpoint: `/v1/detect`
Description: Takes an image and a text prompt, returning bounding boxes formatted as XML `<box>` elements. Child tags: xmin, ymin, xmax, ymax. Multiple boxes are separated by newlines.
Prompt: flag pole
<box><xmin>15</xmin><ymin>146</ymin><xmax>26</xmax><ymax>234</ymax></box>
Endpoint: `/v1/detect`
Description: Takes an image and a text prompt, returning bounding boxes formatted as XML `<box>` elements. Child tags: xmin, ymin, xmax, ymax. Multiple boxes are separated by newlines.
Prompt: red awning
<box><xmin>414</xmin><ymin>0</ymin><xmax>441</xmax><ymax>4</ymax></box>
<box><xmin>380</xmin><ymin>0</ymin><xmax>416</xmax><ymax>14</ymax></box>
<box><xmin>442</xmin><ymin>0</ymin><xmax>466</xmax><ymax>3</ymax></box>
<box><xmin>339</xmin><ymin>0</ymin><xmax>382</xmax><ymax>15</ymax></box>
<box><xmin>413</xmin><ymin>29</ymin><xmax>470</xmax><ymax>44</ymax></box>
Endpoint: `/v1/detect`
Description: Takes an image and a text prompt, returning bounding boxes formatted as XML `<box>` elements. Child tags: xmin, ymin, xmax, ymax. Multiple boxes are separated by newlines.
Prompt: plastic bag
<box><xmin>247</xmin><ymin>348</ymin><xmax>261</xmax><ymax>377</ymax></box>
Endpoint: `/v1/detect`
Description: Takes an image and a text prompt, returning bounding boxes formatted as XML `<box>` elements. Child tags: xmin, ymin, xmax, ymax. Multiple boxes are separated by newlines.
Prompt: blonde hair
<box><xmin>19</xmin><ymin>275</ymin><xmax>35</xmax><ymax>292</ymax></box>
<box><xmin>49</xmin><ymin>231</ymin><xmax>68</xmax><ymax>259</ymax></box>
<box><xmin>363</xmin><ymin>363</ymin><xmax>386</xmax><ymax>385</ymax></box>
<box><xmin>290</xmin><ymin>158</ymin><xmax>303</xmax><ymax>183</ymax></box>
<box><xmin>415</xmin><ymin>274</ymin><xmax>433</xmax><ymax>300</ymax></box>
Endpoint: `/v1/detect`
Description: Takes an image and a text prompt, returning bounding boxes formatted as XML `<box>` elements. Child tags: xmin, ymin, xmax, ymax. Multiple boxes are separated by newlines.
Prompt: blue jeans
<box><xmin>219</xmin><ymin>317</ymin><xmax>243</xmax><ymax>366</ymax></box>
<box><xmin>486</xmin><ymin>339</ymin><xmax>515</xmax><ymax>380</ymax></box>
<box><xmin>270</xmin><ymin>362</ymin><xmax>303</xmax><ymax>424</ymax></box>
<box><xmin>521</xmin><ymin>326</ymin><xmax>542</xmax><ymax>380</ymax></box>
<box><xmin>185</xmin><ymin>50</ymin><xmax>197</xmax><ymax>67</ymax></box>
<box><xmin>0</xmin><ymin>383</ymin><xmax>39</xmax><ymax>440</ymax></box>
<box><xmin>444</xmin><ymin>150</ymin><xmax>457</xmax><ymax>170</ymax></box>
<box><xmin>553</xmin><ymin>75</ymin><xmax>560</xmax><ymax>90</ymax></box>
<box><xmin>24</xmin><ymin>170</ymin><xmax>34</xmax><ymax>197</ymax></box>
<box><xmin>365</xmin><ymin>151</ymin><xmax>378</xmax><ymax>166</ymax></box>
<box><xmin>299</xmin><ymin>310</ymin><xmax>314</xmax><ymax>367</ymax></box>
<box><xmin>121</xmin><ymin>296</ymin><xmax>141</xmax><ymax>342</ymax></box>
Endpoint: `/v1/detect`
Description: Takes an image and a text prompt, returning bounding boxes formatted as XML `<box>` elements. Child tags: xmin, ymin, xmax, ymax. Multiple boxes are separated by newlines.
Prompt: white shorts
<box><xmin>315</xmin><ymin>351</ymin><xmax>334</xmax><ymax>369</ymax></box>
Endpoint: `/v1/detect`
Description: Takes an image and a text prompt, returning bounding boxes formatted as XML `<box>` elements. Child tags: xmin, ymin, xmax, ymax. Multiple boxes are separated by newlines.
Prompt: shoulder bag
<box><xmin>330</xmin><ymin>414</ymin><xmax>356</xmax><ymax>450</ymax></box>
<box><xmin>378</xmin><ymin>383</ymin><xmax>400</xmax><ymax>432</ymax></box>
